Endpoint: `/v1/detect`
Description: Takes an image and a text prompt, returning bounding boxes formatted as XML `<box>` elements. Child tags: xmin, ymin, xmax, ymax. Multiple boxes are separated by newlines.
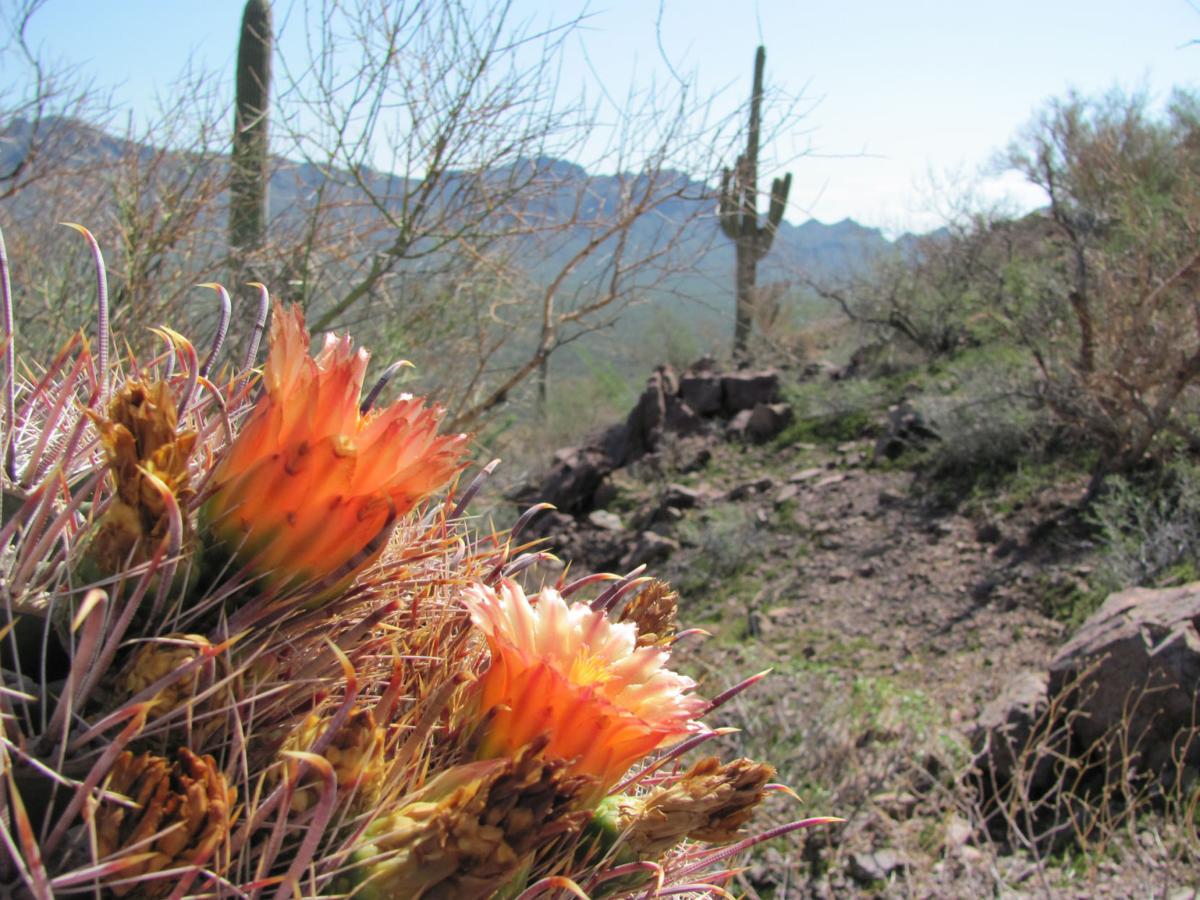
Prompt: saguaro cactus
<box><xmin>719</xmin><ymin>45</ymin><xmax>791</xmax><ymax>360</ymax></box>
<box><xmin>230</xmin><ymin>0</ymin><xmax>272</xmax><ymax>267</ymax></box>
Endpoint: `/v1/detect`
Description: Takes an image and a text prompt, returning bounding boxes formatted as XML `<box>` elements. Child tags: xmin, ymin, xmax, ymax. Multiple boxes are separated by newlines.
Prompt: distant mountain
<box><xmin>0</xmin><ymin>116</ymin><xmax>923</xmax><ymax>351</ymax></box>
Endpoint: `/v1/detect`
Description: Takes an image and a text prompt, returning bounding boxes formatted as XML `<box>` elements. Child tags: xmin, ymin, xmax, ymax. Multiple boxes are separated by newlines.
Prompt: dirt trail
<box><xmin>622</xmin><ymin>437</ymin><xmax>1104</xmax><ymax>896</ymax></box>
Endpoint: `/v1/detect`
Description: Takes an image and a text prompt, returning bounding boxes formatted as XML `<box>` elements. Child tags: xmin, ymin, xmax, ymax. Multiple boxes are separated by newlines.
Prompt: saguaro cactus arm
<box><xmin>754</xmin><ymin>172</ymin><xmax>792</xmax><ymax>260</ymax></box>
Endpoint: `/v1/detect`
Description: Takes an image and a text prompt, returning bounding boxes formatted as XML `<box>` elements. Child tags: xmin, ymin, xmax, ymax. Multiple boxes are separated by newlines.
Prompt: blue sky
<box><xmin>20</xmin><ymin>0</ymin><xmax>1200</xmax><ymax>234</ymax></box>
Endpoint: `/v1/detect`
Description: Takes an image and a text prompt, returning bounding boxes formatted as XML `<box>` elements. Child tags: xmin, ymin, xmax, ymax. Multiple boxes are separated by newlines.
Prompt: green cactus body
<box><xmin>719</xmin><ymin>45</ymin><xmax>792</xmax><ymax>360</ymax></box>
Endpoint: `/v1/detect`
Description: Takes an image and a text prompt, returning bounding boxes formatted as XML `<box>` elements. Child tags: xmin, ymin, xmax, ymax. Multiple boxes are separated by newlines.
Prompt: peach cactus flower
<box><xmin>462</xmin><ymin>579</ymin><xmax>706</xmax><ymax>797</ymax></box>
<box><xmin>204</xmin><ymin>303</ymin><xmax>467</xmax><ymax>592</ymax></box>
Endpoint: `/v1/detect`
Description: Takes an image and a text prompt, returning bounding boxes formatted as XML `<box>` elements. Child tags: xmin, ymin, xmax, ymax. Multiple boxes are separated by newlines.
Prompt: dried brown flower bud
<box><xmin>121</xmin><ymin>634</ymin><xmax>211</xmax><ymax>720</ymax></box>
<box><xmin>350</xmin><ymin>743</ymin><xmax>596</xmax><ymax>899</ymax></box>
<box><xmin>88</xmin><ymin>380</ymin><xmax>196</xmax><ymax>572</ymax></box>
<box><xmin>285</xmin><ymin>707</ymin><xmax>387</xmax><ymax>812</ymax></box>
<box><xmin>616</xmin><ymin>756</ymin><xmax>774</xmax><ymax>857</ymax></box>
<box><xmin>96</xmin><ymin>748</ymin><xmax>235</xmax><ymax>898</ymax></box>
<box><xmin>619</xmin><ymin>579</ymin><xmax>679</xmax><ymax>647</ymax></box>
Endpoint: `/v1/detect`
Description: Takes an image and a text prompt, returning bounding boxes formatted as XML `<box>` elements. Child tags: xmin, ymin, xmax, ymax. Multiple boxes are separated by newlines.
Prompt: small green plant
<box><xmin>775</xmin><ymin>378</ymin><xmax>887</xmax><ymax>447</ymax></box>
<box><xmin>1036</xmin><ymin>572</ymin><xmax>1104</xmax><ymax>627</ymax></box>
<box><xmin>673</xmin><ymin>503</ymin><xmax>757</xmax><ymax>597</ymax></box>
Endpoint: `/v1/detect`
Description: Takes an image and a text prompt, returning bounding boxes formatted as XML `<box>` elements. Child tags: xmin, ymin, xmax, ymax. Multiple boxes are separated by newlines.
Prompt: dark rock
<box><xmin>661</xmin><ymin>483</ymin><xmax>701</xmax><ymax>510</ymax></box>
<box><xmin>993</xmin><ymin>537</ymin><xmax>1020</xmax><ymax>558</ymax></box>
<box><xmin>975</xmin><ymin>521</ymin><xmax>1003</xmax><ymax>544</ymax></box>
<box><xmin>726</xmin><ymin>402</ymin><xmax>793</xmax><ymax>444</ymax></box>
<box><xmin>842</xmin><ymin>341</ymin><xmax>884</xmax><ymax>379</ymax></box>
<box><xmin>572</xmin><ymin>529</ymin><xmax>630</xmax><ymax>571</ymax></box>
<box><xmin>665</xmin><ymin>436</ymin><xmax>713</xmax><ymax>473</ymax></box>
<box><xmin>746</xmin><ymin>608</ymin><xmax>765</xmax><ymax>637</ymax></box>
<box><xmin>528</xmin><ymin>510</ymin><xmax>576</xmax><ymax>539</ymax></box>
<box><xmin>529</xmin><ymin>446</ymin><xmax>612</xmax><ymax>515</ymax></box>
<box><xmin>969</xmin><ymin>670</ymin><xmax>1055</xmax><ymax>794</ymax></box>
<box><xmin>720</xmin><ymin>370</ymin><xmax>781</xmax><ymax>415</ymax></box>
<box><xmin>591</xmin><ymin>476</ymin><xmax>618</xmax><ymax>510</ymax></box>
<box><xmin>971</xmin><ymin>576</ymin><xmax>1000</xmax><ymax>601</ymax></box>
<box><xmin>967</xmin><ymin>585</ymin><xmax>1200</xmax><ymax>843</ymax></box>
<box><xmin>685</xmin><ymin>355</ymin><xmax>718</xmax><ymax>374</ymax></box>
<box><xmin>750</xmin><ymin>402</ymin><xmax>793</xmax><ymax>442</ymax></box>
<box><xmin>620</xmin><ymin>531</ymin><xmax>680</xmax><ymax>570</ymax></box>
<box><xmin>877</xmin><ymin>489</ymin><xmax>905</xmax><ymax>508</ymax></box>
<box><xmin>679</xmin><ymin>372</ymin><xmax>723</xmax><ymax>416</ymax></box>
<box><xmin>726</xmin><ymin>409</ymin><xmax>754</xmax><ymax>439</ymax></box>
<box><xmin>727</xmin><ymin>476</ymin><xmax>777</xmax><ymax>501</ymax></box>
<box><xmin>872</xmin><ymin>400</ymin><xmax>939</xmax><ymax>462</ymax></box>
<box><xmin>802</xmin><ymin>360</ymin><xmax>841</xmax><ymax>380</ymax></box>
<box><xmin>662</xmin><ymin>396</ymin><xmax>704</xmax><ymax>436</ymax></box>
<box><xmin>656</xmin><ymin>506</ymin><xmax>683</xmax><ymax>523</ymax></box>
<box><xmin>605</xmin><ymin>365</ymin><xmax>677</xmax><ymax>466</ymax></box>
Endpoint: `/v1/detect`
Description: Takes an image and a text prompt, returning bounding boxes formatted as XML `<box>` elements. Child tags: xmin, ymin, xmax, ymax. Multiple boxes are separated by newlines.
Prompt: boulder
<box><xmin>720</xmin><ymin>370</ymin><xmax>781</xmax><ymax>415</ymax></box>
<box><xmin>531</xmin><ymin>446</ymin><xmax>612</xmax><ymax>515</ymax></box>
<box><xmin>679</xmin><ymin>372</ymin><xmax>723</xmax><ymax>416</ymax></box>
<box><xmin>664</xmin><ymin>435</ymin><xmax>714</xmax><ymax>473</ymax></box>
<box><xmin>1047</xmin><ymin>583</ymin><xmax>1200</xmax><ymax>783</ymax></box>
<box><xmin>970</xmin><ymin>582</ymin><xmax>1200</xmax><ymax>834</ymax></box>
<box><xmin>727</xmin><ymin>402</ymin><xmax>794</xmax><ymax>444</ymax></box>
<box><xmin>662</xmin><ymin>396</ymin><xmax>705</xmax><ymax>436</ymax></box>
<box><xmin>571</xmin><ymin>528</ymin><xmax>631</xmax><ymax>572</ymax></box>
<box><xmin>969</xmin><ymin>670</ymin><xmax>1056</xmax><ymax>794</ymax></box>
<box><xmin>620</xmin><ymin>531</ymin><xmax>680</xmax><ymax>570</ymax></box>
<box><xmin>605</xmin><ymin>366</ymin><xmax>683</xmax><ymax>466</ymax></box>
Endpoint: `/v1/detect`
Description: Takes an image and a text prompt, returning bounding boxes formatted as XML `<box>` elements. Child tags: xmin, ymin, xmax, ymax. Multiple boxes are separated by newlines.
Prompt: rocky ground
<box><xmin>510</xmin><ymin>362</ymin><xmax>1200</xmax><ymax>898</ymax></box>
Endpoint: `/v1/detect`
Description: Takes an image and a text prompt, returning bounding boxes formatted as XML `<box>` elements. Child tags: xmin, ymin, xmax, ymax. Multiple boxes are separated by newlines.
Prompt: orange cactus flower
<box><xmin>462</xmin><ymin>579</ymin><xmax>706</xmax><ymax>798</ymax></box>
<box><xmin>205</xmin><ymin>303</ymin><xmax>467</xmax><ymax>592</ymax></box>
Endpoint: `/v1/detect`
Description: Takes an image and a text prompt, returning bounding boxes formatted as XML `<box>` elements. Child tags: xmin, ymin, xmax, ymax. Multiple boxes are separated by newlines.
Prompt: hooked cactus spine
<box><xmin>719</xmin><ymin>45</ymin><xmax>792</xmax><ymax>360</ymax></box>
<box><xmin>230</xmin><ymin>0</ymin><xmax>272</xmax><ymax>268</ymax></box>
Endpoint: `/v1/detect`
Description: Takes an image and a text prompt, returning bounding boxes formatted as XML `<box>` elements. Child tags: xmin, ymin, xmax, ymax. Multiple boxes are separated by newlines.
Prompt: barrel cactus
<box><xmin>0</xmin><ymin>227</ymin><xmax>831</xmax><ymax>897</ymax></box>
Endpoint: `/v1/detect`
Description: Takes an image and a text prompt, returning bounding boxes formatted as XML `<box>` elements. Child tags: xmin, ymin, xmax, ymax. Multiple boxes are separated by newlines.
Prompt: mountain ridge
<box><xmin>0</xmin><ymin>115</ymin><xmax>926</xmax><ymax>281</ymax></box>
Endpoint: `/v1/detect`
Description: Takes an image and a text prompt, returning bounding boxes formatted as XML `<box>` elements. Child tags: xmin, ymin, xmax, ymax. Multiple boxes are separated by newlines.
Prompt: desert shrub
<box><xmin>805</xmin><ymin>215</ymin><xmax>1015</xmax><ymax>363</ymax></box>
<box><xmin>1002</xmin><ymin>88</ymin><xmax>1200</xmax><ymax>492</ymax></box>
<box><xmin>920</xmin><ymin>392</ymin><xmax>1050</xmax><ymax>480</ymax></box>
<box><xmin>916</xmin><ymin>350</ymin><xmax>1056</xmax><ymax>484</ymax></box>
<box><xmin>1090</xmin><ymin>457</ymin><xmax>1200</xmax><ymax>593</ymax></box>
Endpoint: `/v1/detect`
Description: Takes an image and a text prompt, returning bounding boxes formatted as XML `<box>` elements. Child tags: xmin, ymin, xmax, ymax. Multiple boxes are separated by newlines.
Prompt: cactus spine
<box><xmin>230</xmin><ymin>0</ymin><xmax>272</xmax><ymax>268</ymax></box>
<box><xmin>719</xmin><ymin>45</ymin><xmax>791</xmax><ymax>360</ymax></box>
